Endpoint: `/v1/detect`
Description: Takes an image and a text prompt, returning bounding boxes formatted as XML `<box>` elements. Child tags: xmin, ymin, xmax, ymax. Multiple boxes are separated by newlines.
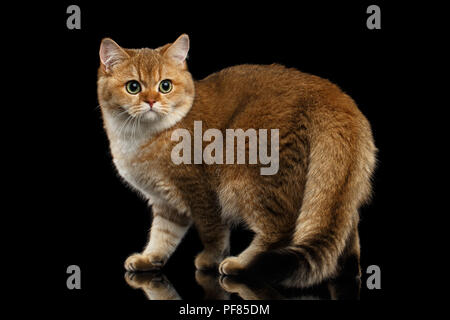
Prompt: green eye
<box><xmin>159</xmin><ymin>79</ymin><xmax>173</xmax><ymax>94</ymax></box>
<box><xmin>125</xmin><ymin>80</ymin><xmax>141</xmax><ymax>94</ymax></box>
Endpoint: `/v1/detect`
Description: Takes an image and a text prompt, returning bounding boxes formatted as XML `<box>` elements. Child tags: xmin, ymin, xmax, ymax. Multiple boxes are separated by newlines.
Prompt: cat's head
<box><xmin>97</xmin><ymin>34</ymin><xmax>194</xmax><ymax>129</ymax></box>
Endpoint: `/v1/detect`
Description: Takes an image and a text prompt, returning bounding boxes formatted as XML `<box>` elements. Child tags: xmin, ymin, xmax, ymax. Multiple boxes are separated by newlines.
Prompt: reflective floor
<box><xmin>125</xmin><ymin>270</ymin><xmax>361</xmax><ymax>300</ymax></box>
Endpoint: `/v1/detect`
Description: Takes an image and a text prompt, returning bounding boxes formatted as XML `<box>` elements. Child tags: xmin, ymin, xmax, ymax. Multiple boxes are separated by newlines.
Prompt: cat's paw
<box><xmin>195</xmin><ymin>250</ymin><xmax>223</xmax><ymax>270</ymax></box>
<box><xmin>219</xmin><ymin>256</ymin><xmax>245</xmax><ymax>275</ymax></box>
<box><xmin>124</xmin><ymin>253</ymin><xmax>163</xmax><ymax>272</ymax></box>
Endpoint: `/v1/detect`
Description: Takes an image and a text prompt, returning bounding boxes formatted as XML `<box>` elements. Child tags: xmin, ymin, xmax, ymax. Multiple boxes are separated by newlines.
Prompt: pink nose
<box><xmin>146</xmin><ymin>100</ymin><xmax>156</xmax><ymax>107</ymax></box>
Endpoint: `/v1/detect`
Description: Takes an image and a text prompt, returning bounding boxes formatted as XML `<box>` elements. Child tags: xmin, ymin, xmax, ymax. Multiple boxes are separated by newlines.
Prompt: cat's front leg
<box><xmin>193</xmin><ymin>210</ymin><xmax>230</xmax><ymax>270</ymax></box>
<box><xmin>125</xmin><ymin>203</ymin><xmax>191</xmax><ymax>272</ymax></box>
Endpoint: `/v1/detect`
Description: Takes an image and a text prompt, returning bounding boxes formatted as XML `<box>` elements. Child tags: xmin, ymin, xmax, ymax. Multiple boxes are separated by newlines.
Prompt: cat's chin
<box><xmin>142</xmin><ymin>110</ymin><xmax>161</xmax><ymax>122</ymax></box>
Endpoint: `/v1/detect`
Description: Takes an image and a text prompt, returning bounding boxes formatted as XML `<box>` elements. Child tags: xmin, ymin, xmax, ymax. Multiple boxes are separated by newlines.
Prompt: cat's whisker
<box><xmin>133</xmin><ymin>112</ymin><xmax>144</xmax><ymax>147</ymax></box>
<box><xmin>132</xmin><ymin>114</ymin><xmax>139</xmax><ymax>147</ymax></box>
<box><xmin>113</xmin><ymin>112</ymin><xmax>129</xmax><ymax>122</ymax></box>
<box><xmin>116</xmin><ymin>118</ymin><xmax>127</xmax><ymax>139</ymax></box>
<box><xmin>156</xmin><ymin>109</ymin><xmax>169</xmax><ymax>116</ymax></box>
<box><xmin>111</xmin><ymin>108</ymin><xmax>131</xmax><ymax>122</ymax></box>
<box><xmin>116</xmin><ymin>108</ymin><xmax>130</xmax><ymax>116</ymax></box>
<box><xmin>137</xmin><ymin>113</ymin><xmax>143</xmax><ymax>145</ymax></box>
<box><xmin>117</xmin><ymin>114</ymin><xmax>133</xmax><ymax>139</ymax></box>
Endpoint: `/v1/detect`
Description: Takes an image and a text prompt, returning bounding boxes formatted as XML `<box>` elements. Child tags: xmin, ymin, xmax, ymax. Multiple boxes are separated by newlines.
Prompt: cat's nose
<box><xmin>145</xmin><ymin>100</ymin><xmax>156</xmax><ymax>108</ymax></box>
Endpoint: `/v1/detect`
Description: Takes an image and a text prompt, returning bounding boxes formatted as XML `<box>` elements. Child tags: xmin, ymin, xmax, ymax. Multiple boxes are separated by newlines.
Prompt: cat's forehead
<box><xmin>124</xmin><ymin>48</ymin><xmax>177</xmax><ymax>82</ymax></box>
<box><xmin>127</xmin><ymin>49</ymin><xmax>160</xmax><ymax>76</ymax></box>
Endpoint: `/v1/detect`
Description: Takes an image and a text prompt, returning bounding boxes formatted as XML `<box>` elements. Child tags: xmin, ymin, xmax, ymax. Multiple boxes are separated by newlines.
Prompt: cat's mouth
<box><xmin>124</xmin><ymin>103</ymin><xmax>161</xmax><ymax>118</ymax></box>
<box><xmin>116</xmin><ymin>102</ymin><xmax>170</xmax><ymax>122</ymax></box>
<box><xmin>141</xmin><ymin>106</ymin><xmax>165</xmax><ymax>121</ymax></box>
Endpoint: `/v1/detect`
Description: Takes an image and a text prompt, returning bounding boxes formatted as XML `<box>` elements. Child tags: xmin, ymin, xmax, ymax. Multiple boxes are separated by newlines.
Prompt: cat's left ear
<box><xmin>165</xmin><ymin>34</ymin><xmax>190</xmax><ymax>65</ymax></box>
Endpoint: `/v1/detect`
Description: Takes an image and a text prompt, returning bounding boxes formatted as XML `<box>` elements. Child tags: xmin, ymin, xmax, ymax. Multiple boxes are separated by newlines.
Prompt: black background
<box><xmin>16</xmin><ymin>0</ymin><xmax>426</xmax><ymax>304</ymax></box>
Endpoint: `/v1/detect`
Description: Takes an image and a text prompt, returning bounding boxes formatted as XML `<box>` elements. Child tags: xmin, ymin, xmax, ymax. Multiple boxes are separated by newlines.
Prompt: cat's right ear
<box><xmin>99</xmin><ymin>38</ymin><xmax>129</xmax><ymax>73</ymax></box>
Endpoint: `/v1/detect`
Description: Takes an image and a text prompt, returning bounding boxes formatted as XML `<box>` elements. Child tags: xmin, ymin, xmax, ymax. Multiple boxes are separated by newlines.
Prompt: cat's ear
<box><xmin>165</xmin><ymin>34</ymin><xmax>190</xmax><ymax>65</ymax></box>
<box><xmin>99</xmin><ymin>38</ymin><xmax>129</xmax><ymax>72</ymax></box>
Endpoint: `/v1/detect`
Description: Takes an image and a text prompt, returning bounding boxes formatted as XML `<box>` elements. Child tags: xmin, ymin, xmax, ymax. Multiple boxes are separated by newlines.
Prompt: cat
<box><xmin>97</xmin><ymin>34</ymin><xmax>376</xmax><ymax>287</ymax></box>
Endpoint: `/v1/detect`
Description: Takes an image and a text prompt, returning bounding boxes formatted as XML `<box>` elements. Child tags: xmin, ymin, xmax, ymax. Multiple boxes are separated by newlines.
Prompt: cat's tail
<box><xmin>247</xmin><ymin>107</ymin><xmax>376</xmax><ymax>288</ymax></box>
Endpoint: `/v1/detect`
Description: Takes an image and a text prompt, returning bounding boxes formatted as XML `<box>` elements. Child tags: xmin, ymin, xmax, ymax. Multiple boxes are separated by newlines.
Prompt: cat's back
<box><xmin>195</xmin><ymin>64</ymin><xmax>364</xmax><ymax>133</ymax></box>
<box><xmin>198</xmin><ymin>63</ymin><xmax>338</xmax><ymax>99</ymax></box>
<box><xmin>196</xmin><ymin>64</ymin><xmax>357</xmax><ymax>118</ymax></box>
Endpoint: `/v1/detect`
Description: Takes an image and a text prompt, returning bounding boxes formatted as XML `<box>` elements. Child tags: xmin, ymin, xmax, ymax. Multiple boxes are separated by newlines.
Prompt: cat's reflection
<box><xmin>125</xmin><ymin>272</ymin><xmax>181</xmax><ymax>300</ymax></box>
<box><xmin>125</xmin><ymin>270</ymin><xmax>360</xmax><ymax>300</ymax></box>
<box><xmin>199</xmin><ymin>271</ymin><xmax>360</xmax><ymax>300</ymax></box>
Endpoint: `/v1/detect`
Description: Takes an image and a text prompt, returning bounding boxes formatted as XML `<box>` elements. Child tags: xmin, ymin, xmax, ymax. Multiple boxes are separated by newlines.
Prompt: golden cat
<box><xmin>97</xmin><ymin>34</ymin><xmax>376</xmax><ymax>287</ymax></box>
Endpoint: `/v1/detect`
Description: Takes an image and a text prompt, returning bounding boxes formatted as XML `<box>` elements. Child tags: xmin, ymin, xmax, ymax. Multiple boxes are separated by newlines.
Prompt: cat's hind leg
<box><xmin>219</xmin><ymin>231</ymin><xmax>291</xmax><ymax>275</ymax></box>
<box><xmin>217</xmin><ymin>180</ymin><xmax>295</xmax><ymax>275</ymax></box>
<box><xmin>217</xmin><ymin>170</ymin><xmax>299</xmax><ymax>276</ymax></box>
<box><xmin>125</xmin><ymin>203</ymin><xmax>191</xmax><ymax>272</ymax></box>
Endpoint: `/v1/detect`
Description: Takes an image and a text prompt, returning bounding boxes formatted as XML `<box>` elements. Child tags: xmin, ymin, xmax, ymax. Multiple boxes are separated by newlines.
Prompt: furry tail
<box><xmin>248</xmin><ymin>107</ymin><xmax>376</xmax><ymax>287</ymax></box>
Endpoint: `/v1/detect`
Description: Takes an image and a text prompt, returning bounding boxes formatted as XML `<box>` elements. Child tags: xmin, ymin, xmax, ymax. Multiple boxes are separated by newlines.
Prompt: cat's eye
<box><xmin>125</xmin><ymin>80</ymin><xmax>141</xmax><ymax>95</ymax></box>
<box><xmin>159</xmin><ymin>79</ymin><xmax>173</xmax><ymax>94</ymax></box>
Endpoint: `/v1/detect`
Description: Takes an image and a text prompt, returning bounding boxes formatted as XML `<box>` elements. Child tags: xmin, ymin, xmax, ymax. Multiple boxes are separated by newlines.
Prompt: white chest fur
<box><xmin>102</xmin><ymin>111</ymin><xmax>156</xmax><ymax>196</ymax></box>
<box><xmin>102</xmin><ymin>110</ymin><xmax>190</xmax><ymax>215</ymax></box>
